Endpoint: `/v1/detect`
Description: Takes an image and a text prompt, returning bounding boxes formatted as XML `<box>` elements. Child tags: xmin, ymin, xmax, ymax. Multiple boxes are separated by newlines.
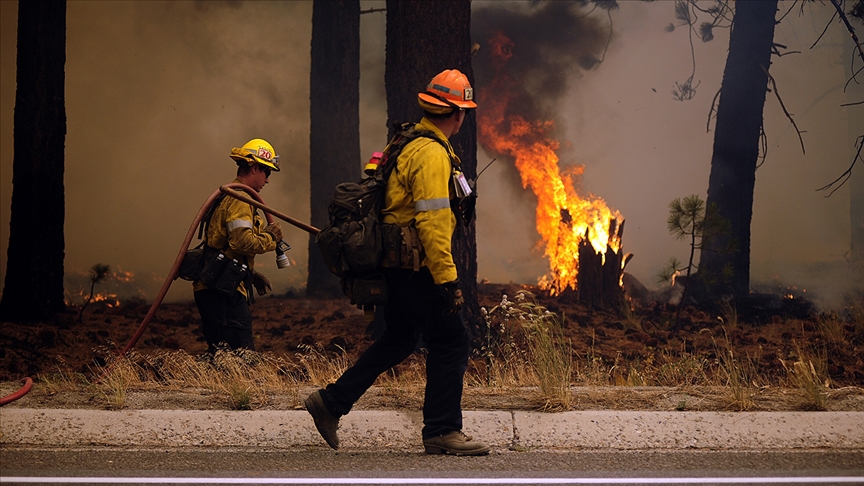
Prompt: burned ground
<box><xmin>1</xmin><ymin>282</ymin><xmax>862</xmax><ymax>411</ymax></box>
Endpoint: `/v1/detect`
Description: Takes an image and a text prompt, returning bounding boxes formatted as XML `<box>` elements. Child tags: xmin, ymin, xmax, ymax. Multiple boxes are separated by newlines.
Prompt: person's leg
<box><xmin>221</xmin><ymin>290</ymin><xmax>254</xmax><ymax>351</ymax></box>
<box><xmin>418</xmin><ymin>279</ymin><xmax>470</xmax><ymax>439</ymax></box>
<box><xmin>194</xmin><ymin>288</ymin><xmax>226</xmax><ymax>354</ymax></box>
<box><xmin>321</xmin><ymin>269</ymin><xmax>418</xmax><ymax>416</ymax></box>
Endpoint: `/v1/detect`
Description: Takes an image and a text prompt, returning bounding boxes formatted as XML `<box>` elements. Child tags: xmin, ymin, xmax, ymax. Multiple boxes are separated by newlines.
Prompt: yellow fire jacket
<box><xmin>193</xmin><ymin>179</ymin><xmax>277</xmax><ymax>296</ymax></box>
<box><xmin>381</xmin><ymin>118</ymin><xmax>458</xmax><ymax>285</ymax></box>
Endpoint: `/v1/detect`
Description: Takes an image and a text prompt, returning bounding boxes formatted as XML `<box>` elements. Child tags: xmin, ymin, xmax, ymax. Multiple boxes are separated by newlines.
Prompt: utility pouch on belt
<box><xmin>199</xmin><ymin>253</ymin><xmax>249</xmax><ymax>294</ymax></box>
<box><xmin>342</xmin><ymin>272</ymin><xmax>388</xmax><ymax>306</ymax></box>
<box><xmin>381</xmin><ymin>223</ymin><xmax>402</xmax><ymax>268</ymax></box>
<box><xmin>177</xmin><ymin>244</ymin><xmax>206</xmax><ymax>281</ymax></box>
<box><xmin>381</xmin><ymin>223</ymin><xmax>423</xmax><ymax>272</ymax></box>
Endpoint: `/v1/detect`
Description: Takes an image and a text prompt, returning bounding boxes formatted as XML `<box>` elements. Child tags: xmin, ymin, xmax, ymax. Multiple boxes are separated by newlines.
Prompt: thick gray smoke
<box><xmin>473</xmin><ymin>1</ymin><xmax>612</xmax><ymax>121</ymax></box>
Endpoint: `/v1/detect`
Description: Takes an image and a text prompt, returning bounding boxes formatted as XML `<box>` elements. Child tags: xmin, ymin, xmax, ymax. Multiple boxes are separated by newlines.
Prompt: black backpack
<box><xmin>315</xmin><ymin>122</ymin><xmax>451</xmax><ymax>308</ymax></box>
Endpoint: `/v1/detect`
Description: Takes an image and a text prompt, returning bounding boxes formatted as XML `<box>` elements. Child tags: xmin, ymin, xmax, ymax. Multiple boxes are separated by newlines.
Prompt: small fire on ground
<box><xmin>64</xmin><ymin>268</ymin><xmax>138</xmax><ymax>308</ymax></box>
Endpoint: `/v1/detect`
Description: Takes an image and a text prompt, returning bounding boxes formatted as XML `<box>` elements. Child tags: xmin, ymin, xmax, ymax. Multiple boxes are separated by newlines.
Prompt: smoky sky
<box><xmin>472</xmin><ymin>1</ymin><xmax>611</xmax><ymax>125</ymax></box>
<box><xmin>1</xmin><ymin>1</ymin><xmax>860</xmax><ymax>310</ymax></box>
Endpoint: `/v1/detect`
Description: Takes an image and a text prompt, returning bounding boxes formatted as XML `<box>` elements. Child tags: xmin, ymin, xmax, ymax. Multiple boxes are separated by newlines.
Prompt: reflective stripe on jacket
<box><xmin>381</xmin><ymin>118</ymin><xmax>457</xmax><ymax>285</ymax></box>
<box><xmin>193</xmin><ymin>178</ymin><xmax>277</xmax><ymax>295</ymax></box>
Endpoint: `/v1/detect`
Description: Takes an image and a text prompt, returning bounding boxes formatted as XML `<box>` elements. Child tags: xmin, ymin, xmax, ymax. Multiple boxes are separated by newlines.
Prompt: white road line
<box><xmin>2</xmin><ymin>477</ymin><xmax>863</xmax><ymax>484</ymax></box>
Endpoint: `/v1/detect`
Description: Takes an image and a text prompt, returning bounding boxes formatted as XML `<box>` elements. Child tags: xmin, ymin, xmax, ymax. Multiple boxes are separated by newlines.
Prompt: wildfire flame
<box><xmin>64</xmin><ymin>266</ymin><xmax>139</xmax><ymax>308</ymax></box>
<box><xmin>477</xmin><ymin>31</ymin><xmax>623</xmax><ymax>295</ymax></box>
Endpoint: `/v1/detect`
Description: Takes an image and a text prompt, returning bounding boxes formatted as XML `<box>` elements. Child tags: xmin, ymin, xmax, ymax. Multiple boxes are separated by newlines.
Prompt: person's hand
<box><xmin>263</xmin><ymin>221</ymin><xmax>283</xmax><ymax>243</ymax></box>
<box><xmin>437</xmin><ymin>279</ymin><xmax>464</xmax><ymax>316</ymax></box>
<box><xmin>251</xmin><ymin>270</ymin><xmax>272</xmax><ymax>296</ymax></box>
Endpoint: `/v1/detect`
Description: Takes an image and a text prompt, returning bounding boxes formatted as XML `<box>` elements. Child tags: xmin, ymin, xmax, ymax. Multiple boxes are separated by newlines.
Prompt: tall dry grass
<box><xmin>476</xmin><ymin>291</ymin><xmax>573</xmax><ymax>410</ymax></box>
<box><xmin>45</xmin><ymin>291</ymin><xmax>864</xmax><ymax>411</ymax></box>
<box><xmin>91</xmin><ymin>345</ymin><xmax>301</xmax><ymax>410</ymax></box>
<box><xmin>781</xmin><ymin>341</ymin><xmax>830</xmax><ymax>411</ymax></box>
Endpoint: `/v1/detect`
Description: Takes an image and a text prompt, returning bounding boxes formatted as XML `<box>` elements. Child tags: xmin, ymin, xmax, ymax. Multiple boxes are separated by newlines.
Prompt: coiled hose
<box><xmin>0</xmin><ymin>183</ymin><xmax>318</xmax><ymax>404</ymax></box>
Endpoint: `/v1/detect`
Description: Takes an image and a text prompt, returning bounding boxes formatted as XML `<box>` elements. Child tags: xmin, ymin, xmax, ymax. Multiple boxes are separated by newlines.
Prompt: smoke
<box><xmin>1</xmin><ymin>1</ymin><xmax>314</xmax><ymax>302</ymax></box>
<box><xmin>470</xmin><ymin>1</ymin><xmax>617</xmax><ymax>285</ymax></box>
<box><xmin>1</xmin><ymin>1</ymin><xmax>860</xmax><ymax>310</ymax></box>
<box><xmin>469</xmin><ymin>1</ymin><xmax>861</xmax><ymax>310</ymax></box>
<box><xmin>472</xmin><ymin>1</ymin><xmax>611</xmax><ymax>132</ymax></box>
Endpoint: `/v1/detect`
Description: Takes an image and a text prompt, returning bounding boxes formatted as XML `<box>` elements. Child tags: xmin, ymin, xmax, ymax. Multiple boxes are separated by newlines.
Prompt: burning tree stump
<box><xmin>577</xmin><ymin>219</ymin><xmax>628</xmax><ymax>310</ymax></box>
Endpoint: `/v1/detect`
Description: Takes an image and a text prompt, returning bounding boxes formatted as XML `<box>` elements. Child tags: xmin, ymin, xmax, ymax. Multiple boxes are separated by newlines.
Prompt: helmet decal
<box><xmin>418</xmin><ymin>69</ymin><xmax>477</xmax><ymax>109</ymax></box>
<box><xmin>257</xmin><ymin>146</ymin><xmax>273</xmax><ymax>162</ymax></box>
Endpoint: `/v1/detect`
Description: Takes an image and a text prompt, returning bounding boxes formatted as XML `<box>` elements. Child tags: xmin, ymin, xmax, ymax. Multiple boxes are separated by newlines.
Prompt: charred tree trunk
<box><xmin>307</xmin><ymin>0</ymin><xmax>361</xmax><ymax>298</ymax></box>
<box><xmin>0</xmin><ymin>0</ymin><xmax>67</xmax><ymax>323</ymax></box>
<box><xmin>384</xmin><ymin>0</ymin><xmax>483</xmax><ymax>339</ymax></box>
<box><xmin>698</xmin><ymin>0</ymin><xmax>778</xmax><ymax>300</ymax></box>
<box><xmin>577</xmin><ymin>220</ymin><xmax>626</xmax><ymax>311</ymax></box>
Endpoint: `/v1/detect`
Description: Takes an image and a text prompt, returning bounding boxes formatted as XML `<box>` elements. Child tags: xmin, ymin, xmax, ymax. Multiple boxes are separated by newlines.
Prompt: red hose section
<box><xmin>0</xmin><ymin>377</ymin><xmax>33</xmax><ymax>406</ymax></box>
<box><xmin>116</xmin><ymin>183</ymin><xmax>270</xmax><ymax>358</ymax></box>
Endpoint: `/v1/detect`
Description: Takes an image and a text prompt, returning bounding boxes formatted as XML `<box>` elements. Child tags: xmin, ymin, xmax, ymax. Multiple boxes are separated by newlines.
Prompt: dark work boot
<box><xmin>305</xmin><ymin>390</ymin><xmax>340</xmax><ymax>449</ymax></box>
<box><xmin>423</xmin><ymin>431</ymin><xmax>490</xmax><ymax>456</ymax></box>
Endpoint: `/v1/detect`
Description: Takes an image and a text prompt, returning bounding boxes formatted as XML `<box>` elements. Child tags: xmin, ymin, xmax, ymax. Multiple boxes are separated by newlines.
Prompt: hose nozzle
<box><xmin>275</xmin><ymin>240</ymin><xmax>291</xmax><ymax>269</ymax></box>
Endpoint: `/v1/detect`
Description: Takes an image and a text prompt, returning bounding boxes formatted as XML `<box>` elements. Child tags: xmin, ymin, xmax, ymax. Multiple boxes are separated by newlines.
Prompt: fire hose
<box><xmin>0</xmin><ymin>377</ymin><xmax>33</xmax><ymax>406</ymax></box>
<box><xmin>118</xmin><ymin>183</ymin><xmax>320</xmax><ymax>357</ymax></box>
<box><xmin>1</xmin><ymin>184</ymin><xmax>319</xmax><ymax>404</ymax></box>
<box><xmin>0</xmin><ymin>183</ymin><xmax>320</xmax><ymax>406</ymax></box>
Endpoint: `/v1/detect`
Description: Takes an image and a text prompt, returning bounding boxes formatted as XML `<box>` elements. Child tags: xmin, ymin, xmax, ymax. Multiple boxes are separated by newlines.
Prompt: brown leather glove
<box><xmin>437</xmin><ymin>279</ymin><xmax>464</xmax><ymax>316</ymax></box>
<box><xmin>263</xmin><ymin>221</ymin><xmax>283</xmax><ymax>243</ymax></box>
<box><xmin>251</xmin><ymin>270</ymin><xmax>272</xmax><ymax>296</ymax></box>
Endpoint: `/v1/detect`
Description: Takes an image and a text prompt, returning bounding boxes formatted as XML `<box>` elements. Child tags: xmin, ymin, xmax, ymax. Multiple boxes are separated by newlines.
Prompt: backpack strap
<box><xmin>375</xmin><ymin>123</ymin><xmax>456</xmax><ymax>183</ymax></box>
<box><xmin>197</xmin><ymin>193</ymin><xmax>229</xmax><ymax>247</ymax></box>
<box><xmin>197</xmin><ymin>192</ymin><xmax>256</xmax><ymax>303</ymax></box>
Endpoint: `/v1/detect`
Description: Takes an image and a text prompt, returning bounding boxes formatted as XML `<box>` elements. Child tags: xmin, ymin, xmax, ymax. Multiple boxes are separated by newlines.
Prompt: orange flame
<box><xmin>478</xmin><ymin>31</ymin><xmax>623</xmax><ymax>295</ymax></box>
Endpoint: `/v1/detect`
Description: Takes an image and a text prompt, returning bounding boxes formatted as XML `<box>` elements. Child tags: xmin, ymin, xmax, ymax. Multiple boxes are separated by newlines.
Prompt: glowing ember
<box><xmin>478</xmin><ymin>31</ymin><xmax>623</xmax><ymax>295</ymax></box>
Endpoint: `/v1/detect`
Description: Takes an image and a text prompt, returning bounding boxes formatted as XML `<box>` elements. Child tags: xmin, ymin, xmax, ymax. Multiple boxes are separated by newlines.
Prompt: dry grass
<box><xmin>475</xmin><ymin>291</ymin><xmax>573</xmax><ymax>410</ymax></box>
<box><xmin>714</xmin><ymin>336</ymin><xmax>759</xmax><ymax>411</ymax></box>
<box><xmin>781</xmin><ymin>341</ymin><xmax>830</xmax><ymax>411</ymax></box>
<box><xmin>816</xmin><ymin>311</ymin><xmax>847</xmax><ymax>345</ymax></box>
<box><xmin>296</xmin><ymin>343</ymin><xmax>350</xmax><ymax>388</ymax></box>
<box><xmin>90</xmin><ymin>345</ymin><xmax>301</xmax><ymax>410</ymax></box>
<box><xmin>32</xmin><ymin>291</ymin><xmax>864</xmax><ymax>412</ymax></box>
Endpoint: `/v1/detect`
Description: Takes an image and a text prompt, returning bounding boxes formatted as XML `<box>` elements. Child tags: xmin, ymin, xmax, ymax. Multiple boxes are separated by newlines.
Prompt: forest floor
<box><xmin>1</xmin><ymin>281</ymin><xmax>863</xmax><ymax>412</ymax></box>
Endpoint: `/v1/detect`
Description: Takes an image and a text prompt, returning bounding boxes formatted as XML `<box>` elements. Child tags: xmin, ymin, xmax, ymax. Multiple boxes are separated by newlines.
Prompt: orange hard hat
<box><xmin>417</xmin><ymin>69</ymin><xmax>477</xmax><ymax>110</ymax></box>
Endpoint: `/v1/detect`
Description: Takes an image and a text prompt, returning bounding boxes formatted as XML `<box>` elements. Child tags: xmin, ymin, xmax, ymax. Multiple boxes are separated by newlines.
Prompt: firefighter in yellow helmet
<box><xmin>305</xmin><ymin>69</ymin><xmax>490</xmax><ymax>456</ymax></box>
<box><xmin>193</xmin><ymin>139</ymin><xmax>283</xmax><ymax>354</ymax></box>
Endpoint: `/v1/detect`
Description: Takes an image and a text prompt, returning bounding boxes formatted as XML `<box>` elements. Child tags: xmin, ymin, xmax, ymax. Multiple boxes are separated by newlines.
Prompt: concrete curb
<box><xmin>2</xmin><ymin>409</ymin><xmax>863</xmax><ymax>450</ymax></box>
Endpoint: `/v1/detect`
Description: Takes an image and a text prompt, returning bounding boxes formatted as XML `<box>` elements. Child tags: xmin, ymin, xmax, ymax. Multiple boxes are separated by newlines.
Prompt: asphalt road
<box><xmin>1</xmin><ymin>448</ymin><xmax>863</xmax><ymax>485</ymax></box>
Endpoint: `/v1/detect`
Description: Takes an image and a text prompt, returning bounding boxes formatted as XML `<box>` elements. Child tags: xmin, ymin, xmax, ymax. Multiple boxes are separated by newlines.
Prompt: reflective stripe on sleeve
<box><xmin>414</xmin><ymin>198</ymin><xmax>450</xmax><ymax>212</ymax></box>
<box><xmin>226</xmin><ymin>219</ymin><xmax>254</xmax><ymax>232</ymax></box>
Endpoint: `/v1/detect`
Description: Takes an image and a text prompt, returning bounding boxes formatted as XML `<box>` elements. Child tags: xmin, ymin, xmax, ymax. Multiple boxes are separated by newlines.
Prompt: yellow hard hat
<box><xmin>417</xmin><ymin>69</ymin><xmax>477</xmax><ymax>110</ymax></box>
<box><xmin>229</xmin><ymin>138</ymin><xmax>280</xmax><ymax>172</ymax></box>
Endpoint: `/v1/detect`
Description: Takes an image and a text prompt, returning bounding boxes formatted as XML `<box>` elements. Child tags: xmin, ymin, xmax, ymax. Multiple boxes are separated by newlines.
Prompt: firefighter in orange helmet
<box><xmin>193</xmin><ymin>139</ymin><xmax>283</xmax><ymax>354</ymax></box>
<box><xmin>305</xmin><ymin>69</ymin><xmax>490</xmax><ymax>456</ymax></box>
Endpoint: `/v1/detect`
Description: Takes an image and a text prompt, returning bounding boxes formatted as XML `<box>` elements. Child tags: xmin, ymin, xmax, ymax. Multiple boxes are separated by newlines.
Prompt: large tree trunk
<box><xmin>384</xmin><ymin>0</ymin><xmax>482</xmax><ymax>338</ymax></box>
<box><xmin>698</xmin><ymin>0</ymin><xmax>778</xmax><ymax>300</ymax></box>
<box><xmin>0</xmin><ymin>0</ymin><xmax>67</xmax><ymax>323</ymax></box>
<box><xmin>306</xmin><ymin>0</ymin><xmax>361</xmax><ymax>298</ymax></box>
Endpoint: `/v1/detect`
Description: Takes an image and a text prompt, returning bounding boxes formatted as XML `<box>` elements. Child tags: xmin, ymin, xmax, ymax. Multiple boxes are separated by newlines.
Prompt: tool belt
<box><xmin>381</xmin><ymin>222</ymin><xmax>425</xmax><ymax>272</ymax></box>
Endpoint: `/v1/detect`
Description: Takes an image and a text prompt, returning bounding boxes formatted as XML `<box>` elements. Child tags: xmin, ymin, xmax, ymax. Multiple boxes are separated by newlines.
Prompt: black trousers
<box><xmin>194</xmin><ymin>288</ymin><xmax>255</xmax><ymax>353</ymax></box>
<box><xmin>321</xmin><ymin>267</ymin><xmax>470</xmax><ymax>439</ymax></box>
